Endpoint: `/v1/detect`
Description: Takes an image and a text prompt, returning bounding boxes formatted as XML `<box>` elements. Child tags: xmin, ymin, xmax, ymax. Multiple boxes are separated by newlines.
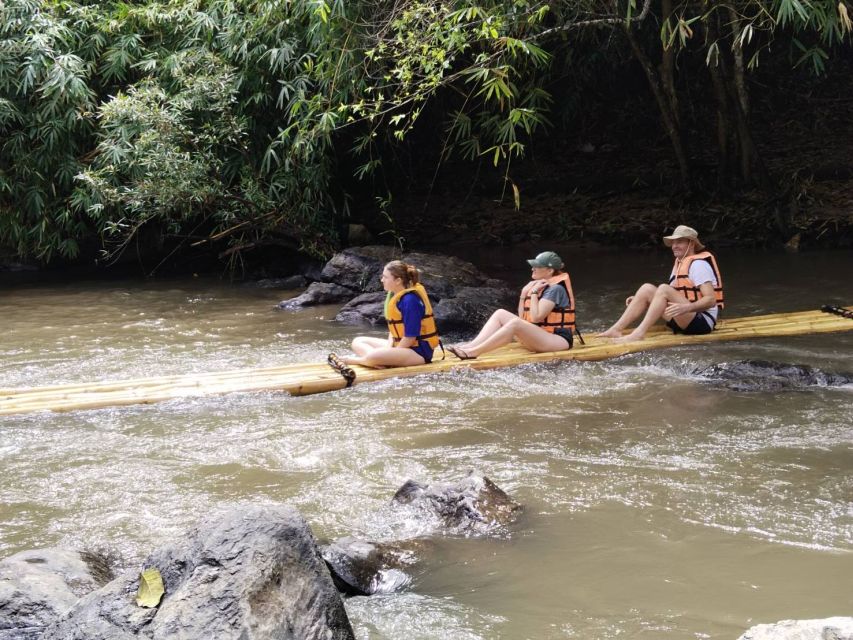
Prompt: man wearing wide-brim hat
<box><xmin>598</xmin><ymin>225</ymin><xmax>725</xmax><ymax>343</ymax></box>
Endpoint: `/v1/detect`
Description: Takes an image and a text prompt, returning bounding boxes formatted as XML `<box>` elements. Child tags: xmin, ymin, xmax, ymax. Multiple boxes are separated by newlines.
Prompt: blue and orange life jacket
<box><xmin>384</xmin><ymin>284</ymin><xmax>441</xmax><ymax>349</ymax></box>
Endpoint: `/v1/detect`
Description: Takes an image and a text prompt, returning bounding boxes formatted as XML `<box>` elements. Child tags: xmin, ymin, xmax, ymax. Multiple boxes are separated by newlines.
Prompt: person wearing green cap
<box><xmin>447</xmin><ymin>251</ymin><xmax>577</xmax><ymax>359</ymax></box>
<box><xmin>598</xmin><ymin>225</ymin><xmax>724</xmax><ymax>342</ymax></box>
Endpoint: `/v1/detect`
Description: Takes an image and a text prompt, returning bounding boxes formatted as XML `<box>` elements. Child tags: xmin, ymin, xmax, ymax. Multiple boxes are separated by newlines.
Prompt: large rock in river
<box><xmin>335</xmin><ymin>292</ymin><xmax>388</xmax><ymax>325</ymax></box>
<box><xmin>433</xmin><ymin>286</ymin><xmax>516</xmax><ymax>331</ymax></box>
<box><xmin>320</xmin><ymin>246</ymin><xmax>398</xmax><ymax>293</ymax></box>
<box><xmin>278</xmin><ymin>246</ymin><xmax>515</xmax><ymax>331</ymax></box>
<box><xmin>42</xmin><ymin>504</ymin><xmax>354</xmax><ymax>640</ymax></box>
<box><xmin>694</xmin><ymin>360</ymin><xmax>852</xmax><ymax>391</ymax></box>
<box><xmin>737</xmin><ymin>617</ymin><xmax>853</xmax><ymax>640</ymax></box>
<box><xmin>391</xmin><ymin>472</ymin><xmax>523</xmax><ymax>536</ymax></box>
<box><xmin>0</xmin><ymin>548</ymin><xmax>113</xmax><ymax>639</ymax></box>
<box><xmin>277</xmin><ymin>282</ymin><xmax>355</xmax><ymax>310</ymax></box>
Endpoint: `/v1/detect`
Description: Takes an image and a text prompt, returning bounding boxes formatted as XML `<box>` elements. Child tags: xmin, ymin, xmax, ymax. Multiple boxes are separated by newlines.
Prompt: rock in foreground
<box><xmin>392</xmin><ymin>472</ymin><xmax>523</xmax><ymax>536</ymax></box>
<box><xmin>321</xmin><ymin>537</ymin><xmax>429</xmax><ymax>596</ymax></box>
<box><xmin>43</xmin><ymin>505</ymin><xmax>354</xmax><ymax>640</ymax></box>
<box><xmin>0</xmin><ymin>548</ymin><xmax>112</xmax><ymax>639</ymax></box>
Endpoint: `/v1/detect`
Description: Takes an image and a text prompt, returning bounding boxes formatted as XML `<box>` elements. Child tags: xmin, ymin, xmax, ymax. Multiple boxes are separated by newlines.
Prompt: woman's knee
<box><xmin>352</xmin><ymin>336</ymin><xmax>370</xmax><ymax>350</ymax></box>
<box><xmin>507</xmin><ymin>318</ymin><xmax>526</xmax><ymax>333</ymax></box>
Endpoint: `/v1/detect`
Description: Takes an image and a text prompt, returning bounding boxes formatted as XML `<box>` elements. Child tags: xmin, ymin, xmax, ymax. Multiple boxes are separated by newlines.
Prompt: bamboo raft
<box><xmin>2</xmin><ymin>306</ymin><xmax>851</xmax><ymax>416</ymax></box>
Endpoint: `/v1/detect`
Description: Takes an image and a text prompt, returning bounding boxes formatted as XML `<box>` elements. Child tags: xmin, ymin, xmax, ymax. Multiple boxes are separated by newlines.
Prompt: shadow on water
<box><xmin>1</xmin><ymin>248</ymin><xmax>852</xmax><ymax>639</ymax></box>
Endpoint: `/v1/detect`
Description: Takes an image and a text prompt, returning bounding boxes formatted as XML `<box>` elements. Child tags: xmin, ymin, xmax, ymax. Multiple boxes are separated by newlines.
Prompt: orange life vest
<box><xmin>384</xmin><ymin>284</ymin><xmax>441</xmax><ymax>349</ymax></box>
<box><xmin>669</xmin><ymin>251</ymin><xmax>725</xmax><ymax>310</ymax></box>
<box><xmin>521</xmin><ymin>272</ymin><xmax>576</xmax><ymax>334</ymax></box>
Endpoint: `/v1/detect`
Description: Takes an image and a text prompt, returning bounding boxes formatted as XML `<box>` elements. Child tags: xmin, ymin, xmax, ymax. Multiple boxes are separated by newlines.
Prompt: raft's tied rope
<box><xmin>327</xmin><ymin>353</ymin><xmax>356</xmax><ymax>387</ymax></box>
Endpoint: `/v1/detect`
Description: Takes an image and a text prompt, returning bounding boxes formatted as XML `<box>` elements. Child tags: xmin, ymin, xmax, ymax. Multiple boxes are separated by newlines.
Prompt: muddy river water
<box><xmin>1</xmin><ymin>247</ymin><xmax>851</xmax><ymax>639</ymax></box>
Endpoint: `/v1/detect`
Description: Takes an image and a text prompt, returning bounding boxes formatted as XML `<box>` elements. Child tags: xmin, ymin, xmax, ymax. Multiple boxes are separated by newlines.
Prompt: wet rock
<box><xmin>334</xmin><ymin>292</ymin><xmax>388</xmax><ymax>325</ymax></box>
<box><xmin>286</xmin><ymin>246</ymin><xmax>513</xmax><ymax>330</ymax></box>
<box><xmin>298</xmin><ymin>260</ymin><xmax>324</xmax><ymax>283</ymax></box>
<box><xmin>42</xmin><ymin>504</ymin><xmax>354</xmax><ymax>640</ymax></box>
<box><xmin>392</xmin><ymin>472</ymin><xmax>523</xmax><ymax>536</ymax></box>
<box><xmin>321</xmin><ymin>537</ymin><xmax>429</xmax><ymax>596</ymax></box>
<box><xmin>277</xmin><ymin>282</ymin><xmax>355</xmax><ymax>310</ymax></box>
<box><xmin>694</xmin><ymin>359</ymin><xmax>852</xmax><ymax>391</ymax></box>
<box><xmin>320</xmin><ymin>246</ymin><xmax>398</xmax><ymax>293</ymax></box>
<box><xmin>737</xmin><ymin>617</ymin><xmax>853</xmax><ymax>640</ymax></box>
<box><xmin>0</xmin><ymin>548</ymin><xmax>113</xmax><ymax>638</ymax></box>
<box><xmin>433</xmin><ymin>286</ymin><xmax>516</xmax><ymax>332</ymax></box>
<box><xmin>402</xmin><ymin>252</ymin><xmax>492</xmax><ymax>300</ymax></box>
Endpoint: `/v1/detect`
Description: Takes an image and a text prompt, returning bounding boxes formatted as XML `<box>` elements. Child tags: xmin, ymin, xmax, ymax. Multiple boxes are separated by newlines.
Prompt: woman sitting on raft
<box><xmin>448</xmin><ymin>251</ymin><xmax>576</xmax><ymax>360</ymax></box>
<box><xmin>337</xmin><ymin>260</ymin><xmax>440</xmax><ymax>368</ymax></box>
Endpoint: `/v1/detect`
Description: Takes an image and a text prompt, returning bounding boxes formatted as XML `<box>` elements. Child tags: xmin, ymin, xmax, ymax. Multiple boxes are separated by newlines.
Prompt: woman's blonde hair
<box><xmin>384</xmin><ymin>260</ymin><xmax>419</xmax><ymax>288</ymax></box>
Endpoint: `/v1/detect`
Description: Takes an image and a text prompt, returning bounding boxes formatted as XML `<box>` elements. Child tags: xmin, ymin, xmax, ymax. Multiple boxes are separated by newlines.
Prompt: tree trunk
<box><xmin>705</xmin><ymin>11</ymin><xmax>734</xmax><ymax>192</ymax></box>
<box><xmin>624</xmin><ymin>25</ymin><xmax>691</xmax><ymax>190</ymax></box>
<box><xmin>706</xmin><ymin>56</ymin><xmax>733</xmax><ymax>192</ymax></box>
<box><xmin>705</xmin><ymin>3</ymin><xmax>776</xmax><ymax>197</ymax></box>
<box><xmin>659</xmin><ymin>0</ymin><xmax>679</xmax><ymax>128</ymax></box>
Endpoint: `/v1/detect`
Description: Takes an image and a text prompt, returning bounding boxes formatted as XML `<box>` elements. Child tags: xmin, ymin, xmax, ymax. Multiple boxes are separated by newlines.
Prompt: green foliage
<box><xmin>0</xmin><ymin>0</ymin><xmax>850</xmax><ymax>265</ymax></box>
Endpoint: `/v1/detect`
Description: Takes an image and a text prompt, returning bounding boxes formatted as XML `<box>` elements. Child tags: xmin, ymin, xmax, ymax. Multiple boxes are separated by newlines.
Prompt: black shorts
<box><xmin>553</xmin><ymin>328</ymin><xmax>574</xmax><ymax>349</ymax></box>
<box><xmin>666</xmin><ymin>312</ymin><xmax>715</xmax><ymax>335</ymax></box>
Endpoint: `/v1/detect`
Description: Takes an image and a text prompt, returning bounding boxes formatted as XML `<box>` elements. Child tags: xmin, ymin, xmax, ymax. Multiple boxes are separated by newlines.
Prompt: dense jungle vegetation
<box><xmin>1</xmin><ymin>0</ymin><xmax>851</xmax><ymax>271</ymax></box>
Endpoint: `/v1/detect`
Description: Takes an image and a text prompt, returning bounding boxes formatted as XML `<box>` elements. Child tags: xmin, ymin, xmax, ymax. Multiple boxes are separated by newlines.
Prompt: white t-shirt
<box><xmin>671</xmin><ymin>259</ymin><xmax>718</xmax><ymax>321</ymax></box>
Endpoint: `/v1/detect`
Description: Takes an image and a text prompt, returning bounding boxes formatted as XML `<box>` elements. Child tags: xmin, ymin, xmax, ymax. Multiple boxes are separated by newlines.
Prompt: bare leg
<box><xmin>614</xmin><ymin>285</ymin><xmax>693</xmax><ymax>343</ymax></box>
<box><xmin>352</xmin><ymin>336</ymin><xmax>387</xmax><ymax>356</ymax></box>
<box><xmin>343</xmin><ymin>347</ymin><xmax>425</xmax><ymax>368</ymax></box>
<box><xmin>462</xmin><ymin>309</ymin><xmax>519</xmax><ymax>350</ymax></box>
<box><xmin>464</xmin><ymin>318</ymin><xmax>570</xmax><ymax>357</ymax></box>
<box><xmin>597</xmin><ymin>283</ymin><xmax>657</xmax><ymax>337</ymax></box>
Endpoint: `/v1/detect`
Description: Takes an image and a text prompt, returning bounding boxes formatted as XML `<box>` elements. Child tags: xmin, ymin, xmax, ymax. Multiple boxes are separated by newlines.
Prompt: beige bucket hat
<box><xmin>663</xmin><ymin>225</ymin><xmax>704</xmax><ymax>250</ymax></box>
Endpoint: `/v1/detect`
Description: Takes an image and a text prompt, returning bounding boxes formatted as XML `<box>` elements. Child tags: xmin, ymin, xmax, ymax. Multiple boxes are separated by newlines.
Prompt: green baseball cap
<box><xmin>527</xmin><ymin>251</ymin><xmax>564</xmax><ymax>270</ymax></box>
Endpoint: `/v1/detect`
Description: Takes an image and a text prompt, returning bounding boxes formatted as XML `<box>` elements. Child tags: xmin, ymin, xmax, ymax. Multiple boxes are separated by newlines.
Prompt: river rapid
<box><xmin>1</xmin><ymin>247</ymin><xmax>852</xmax><ymax>639</ymax></box>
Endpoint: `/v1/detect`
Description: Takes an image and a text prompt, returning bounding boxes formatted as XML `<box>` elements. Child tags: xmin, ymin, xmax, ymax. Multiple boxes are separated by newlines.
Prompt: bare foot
<box><xmin>612</xmin><ymin>331</ymin><xmax>645</xmax><ymax>344</ymax></box>
<box><xmin>597</xmin><ymin>328</ymin><xmax>623</xmax><ymax>338</ymax></box>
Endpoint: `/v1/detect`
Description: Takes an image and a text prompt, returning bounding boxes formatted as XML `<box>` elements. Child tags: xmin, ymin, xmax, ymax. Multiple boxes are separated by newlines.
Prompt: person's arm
<box><xmin>519</xmin><ymin>279</ymin><xmax>546</xmax><ymax>315</ymax></box>
<box><xmin>397</xmin><ymin>293</ymin><xmax>425</xmax><ymax>348</ymax></box>
<box><xmin>664</xmin><ymin>282</ymin><xmax>715</xmax><ymax>319</ymax></box>
<box><xmin>526</xmin><ymin>292</ymin><xmax>556</xmax><ymax>323</ymax></box>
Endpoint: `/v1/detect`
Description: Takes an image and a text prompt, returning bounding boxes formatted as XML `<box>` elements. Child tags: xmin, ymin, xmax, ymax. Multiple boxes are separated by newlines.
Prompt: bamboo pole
<box><xmin>1</xmin><ymin>308</ymin><xmax>850</xmax><ymax>415</ymax></box>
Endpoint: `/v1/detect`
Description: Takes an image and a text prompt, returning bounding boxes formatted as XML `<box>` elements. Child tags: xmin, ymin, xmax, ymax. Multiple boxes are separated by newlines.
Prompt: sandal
<box><xmin>448</xmin><ymin>345</ymin><xmax>477</xmax><ymax>360</ymax></box>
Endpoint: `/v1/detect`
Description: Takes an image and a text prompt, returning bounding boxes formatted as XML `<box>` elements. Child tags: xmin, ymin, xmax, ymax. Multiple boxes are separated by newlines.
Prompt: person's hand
<box><xmin>522</xmin><ymin>280</ymin><xmax>543</xmax><ymax>297</ymax></box>
<box><xmin>529</xmin><ymin>279</ymin><xmax>548</xmax><ymax>295</ymax></box>
<box><xmin>625</xmin><ymin>295</ymin><xmax>634</xmax><ymax>307</ymax></box>
<box><xmin>664</xmin><ymin>302</ymin><xmax>691</xmax><ymax>320</ymax></box>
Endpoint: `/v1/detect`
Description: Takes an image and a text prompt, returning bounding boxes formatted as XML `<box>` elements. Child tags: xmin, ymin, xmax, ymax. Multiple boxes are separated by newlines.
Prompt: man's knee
<box><xmin>636</xmin><ymin>283</ymin><xmax>657</xmax><ymax>299</ymax></box>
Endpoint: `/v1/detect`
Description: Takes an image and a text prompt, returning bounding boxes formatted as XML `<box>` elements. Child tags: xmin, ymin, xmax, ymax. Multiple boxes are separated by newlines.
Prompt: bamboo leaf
<box><xmin>840</xmin><ymin>2</ymin><xmax>853</xmax><ymax>33</ymax></box>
